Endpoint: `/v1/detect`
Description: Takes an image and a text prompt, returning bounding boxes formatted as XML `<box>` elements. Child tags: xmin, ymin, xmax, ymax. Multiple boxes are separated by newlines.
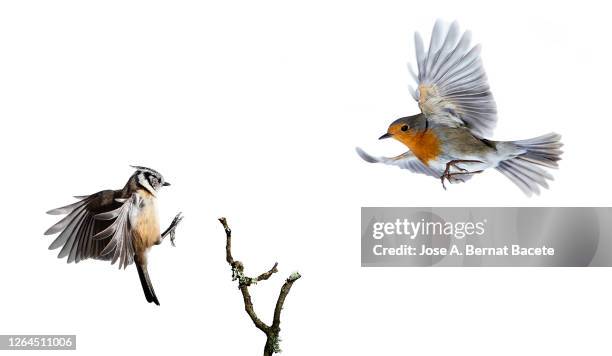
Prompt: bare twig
<box><xmin>218</xmin><ymin>217</ymin><xmax>301</xmax><ymax>356</ymax></box>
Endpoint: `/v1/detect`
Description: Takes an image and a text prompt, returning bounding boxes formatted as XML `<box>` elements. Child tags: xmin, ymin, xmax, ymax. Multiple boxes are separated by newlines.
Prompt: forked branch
<box><xmin>219</xmin><ymin>217</ymin><xmax>301</xmax><ymax>356</ymax></box>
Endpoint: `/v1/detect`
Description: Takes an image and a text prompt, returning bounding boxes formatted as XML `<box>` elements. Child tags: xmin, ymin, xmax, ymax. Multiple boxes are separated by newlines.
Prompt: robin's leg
<box><xmin>440</xmin><ymin>160</ymin><xmax>485</xmax><ymax>190</ymax></box>
<box><xmin>157</xmin><ymin>212</ymin><xmax>183</xmax><ymax>246</ymax></box>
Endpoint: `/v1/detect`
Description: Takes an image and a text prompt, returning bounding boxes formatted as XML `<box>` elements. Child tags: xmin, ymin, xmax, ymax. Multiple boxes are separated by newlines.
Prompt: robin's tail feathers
<box><xmin>136</xmin><ymin>262</ymin><xmax>160</xmax><ymax>306</ymax></box>
<box><xmin>496</xmin><ymin>133</ymin><xmax>563</xmax><ymax>196</ymax></box>
<box><xmin>512</xmin><ymin>133</ymin><xmax>563</xmax><ymax>168</ymax></box>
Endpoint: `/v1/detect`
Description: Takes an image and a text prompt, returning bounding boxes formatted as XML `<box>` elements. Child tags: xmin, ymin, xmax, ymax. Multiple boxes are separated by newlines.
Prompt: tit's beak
<box><xmin>379</xmin><ymin>133</ymin><xmax>392</xmax><ymax>140</ymax></box>
<box><xmin>163</xmin><ymin>182</ymin><xmax>171</xmax><ymax>186</ymax></box>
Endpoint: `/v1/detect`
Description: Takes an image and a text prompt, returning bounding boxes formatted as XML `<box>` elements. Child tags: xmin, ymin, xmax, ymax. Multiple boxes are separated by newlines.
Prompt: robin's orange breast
<box><xmin>395</xmin><ymin>130</ymin><xmax>441</xmax><ymax>165</ymax></box>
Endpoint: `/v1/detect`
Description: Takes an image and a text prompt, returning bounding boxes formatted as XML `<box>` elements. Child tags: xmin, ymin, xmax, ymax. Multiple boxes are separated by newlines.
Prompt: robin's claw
<box><xmin>440</xmin><ymin>159</ymin><xmax>486</xmax><ymax>190</ymax></box>
<box><xmin>440</xmin><ymin>175</ymin><xmax>447</xmax><ymax>190</ymax></box>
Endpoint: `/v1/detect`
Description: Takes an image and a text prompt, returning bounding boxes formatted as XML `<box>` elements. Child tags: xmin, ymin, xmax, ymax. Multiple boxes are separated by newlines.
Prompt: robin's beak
<box><xmin>163</xmin><ymin>182</ymin><xmax>171</xmax><ymax>186</ymax></box>
<box><xmin>379</xmin><ymin>133</ymin><xmax>392</xmax><ymax>140</ymax></box>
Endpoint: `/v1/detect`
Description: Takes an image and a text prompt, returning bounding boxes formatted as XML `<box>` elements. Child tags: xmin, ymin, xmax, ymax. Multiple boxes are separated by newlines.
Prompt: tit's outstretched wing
<box><xmin>356</xmin><ymin>147</ymin><xmax>473</xmax><ymax>183</ymax></box>
<box><xmin>45</xmin><ymin>190</ymin><xmax>129</xmax><ymax>265</ymax></box>
<box><xmin>409</xmin><ymin>20</ymin><xmax>497</xmax><ymax>138</ymax></box>
<box><xmin>93</xmin><ymin>194</ymin><xmax>140</xmax><ymax>269</ymax></box>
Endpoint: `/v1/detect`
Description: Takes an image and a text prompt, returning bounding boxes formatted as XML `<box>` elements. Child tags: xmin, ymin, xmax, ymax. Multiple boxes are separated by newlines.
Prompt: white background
<box><xmin>1</xmin><ymin>1</ymin><xmax>611</xmax><ymax>355</ymax></box>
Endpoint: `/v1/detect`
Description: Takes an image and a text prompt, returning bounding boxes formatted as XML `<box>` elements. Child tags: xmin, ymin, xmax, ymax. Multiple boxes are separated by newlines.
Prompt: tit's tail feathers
<box><xmin>496</xmin><ymin>133</ymin><xmax>563</xmax><ymax>196</ymax></box>
<box><xmin>136</xmin><ymin>261</ymin><xmax>160</xmax><ymax>306</ymax></box>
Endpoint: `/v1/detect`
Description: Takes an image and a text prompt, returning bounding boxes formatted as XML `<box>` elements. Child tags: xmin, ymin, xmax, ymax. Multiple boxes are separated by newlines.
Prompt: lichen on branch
<box><xmin>218</xmin><ymin>217</ymin><xmax>301</xmax><ymax>356</ymax></box>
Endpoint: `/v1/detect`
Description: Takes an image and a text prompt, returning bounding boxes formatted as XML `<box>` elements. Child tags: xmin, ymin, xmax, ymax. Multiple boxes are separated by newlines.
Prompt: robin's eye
<box><xmin>401</xmin><ymin>125</ymin><xmax>409</xmax><ymax>132</ymax></box>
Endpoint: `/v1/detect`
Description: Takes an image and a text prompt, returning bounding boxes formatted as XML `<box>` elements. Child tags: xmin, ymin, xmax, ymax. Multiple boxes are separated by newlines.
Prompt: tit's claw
<box><xmin>162</xmin><ymin>212</ymin><xmax>183</xmax><ymax>247</ymax></box>
<box><xmin>171</xmin><ymin>212</ymin><xmax>183</xmax><ymax>225</ymax></box>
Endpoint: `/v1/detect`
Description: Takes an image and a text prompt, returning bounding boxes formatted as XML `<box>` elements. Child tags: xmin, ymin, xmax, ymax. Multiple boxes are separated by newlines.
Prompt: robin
<box><xmin>356</xmin><ymin>20</ymin><xmax>562</xmax><ymax>196</ymax></box>
<box><xmin>45</xmin><ymin>166</ymin><xmax>183</xmax><ymax>305</ymax></box>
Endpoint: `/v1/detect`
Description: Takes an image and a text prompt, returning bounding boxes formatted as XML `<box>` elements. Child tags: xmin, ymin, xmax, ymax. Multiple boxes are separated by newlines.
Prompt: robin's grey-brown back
<box><xmin>45</xmin><ymin>166</ymin><xmax>183</xmax><ymax>305</ymax></box>
<box><xmin>356</xmin><ymin>20</ymin><xmax>563</xmax><ymax>196</ymax></box>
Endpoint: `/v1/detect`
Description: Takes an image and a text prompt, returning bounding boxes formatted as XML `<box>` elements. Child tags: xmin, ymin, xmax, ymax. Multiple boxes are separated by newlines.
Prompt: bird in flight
<box><xmin>44</xmin><ymin>166</ymin><xmax>183</xmax><ymax>305</ymax></box>
<box><xmin>356</xmin><ymin>20</ymin><xmax>562</xmax><ymax>196</ymax></box>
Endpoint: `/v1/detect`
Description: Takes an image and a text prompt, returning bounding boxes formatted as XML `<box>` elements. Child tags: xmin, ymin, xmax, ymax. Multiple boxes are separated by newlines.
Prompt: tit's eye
<box><xmin>401</xmin><ymin>125</ymin><xmax>409</xmax><ymax>132</ymax></box>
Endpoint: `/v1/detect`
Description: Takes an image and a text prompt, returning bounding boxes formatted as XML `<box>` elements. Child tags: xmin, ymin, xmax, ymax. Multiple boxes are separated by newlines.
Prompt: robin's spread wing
<box><xmin>356</xmin><ymin>147</ymin><xmax>474</xmax><ymax>183</ymax></box>
<box><xmin>45</xmin><ymin>190</ymin><xmax>131</xmax><ymax>266</ymax></box>
<box><xmin>356</xmin><ymin>147</ymin><xmax>439</xmax><ymax>177</ymax></box>
<box><xmin>92</xmin><ymin>193</ymin><xmax>140</xmax><ymax>269</ymax></box>
<box><xmin>409</xmin><ymin>20</ymin><xmax>497</xmax><ymax>138</ymax></box>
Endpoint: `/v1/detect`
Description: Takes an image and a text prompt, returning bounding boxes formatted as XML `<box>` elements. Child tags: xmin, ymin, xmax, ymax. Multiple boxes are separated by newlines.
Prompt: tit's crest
<box><xmin>130</xmin><ymin>165</ymin><xmax>167</xmax><ymax>196</ymax></box>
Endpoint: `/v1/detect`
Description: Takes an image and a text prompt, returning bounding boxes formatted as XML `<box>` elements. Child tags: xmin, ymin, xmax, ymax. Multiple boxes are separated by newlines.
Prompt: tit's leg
<box><xmin>440</xmin><ymin>160</ymin><xmax>484</xmax><ymax>190</ymax></box>
<box><xmin>158</xmin><ymin>212</ymin><xmax>183</xmax><ymax>246</ymax></box>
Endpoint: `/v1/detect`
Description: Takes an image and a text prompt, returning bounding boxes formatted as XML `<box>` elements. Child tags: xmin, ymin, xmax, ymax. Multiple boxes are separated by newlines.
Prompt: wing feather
<box><xmin>92</xmin><ymin>222</ymin><xmax>117</xmax><ymax>240</ymax></box>
<box><xmin>45</xmin><ymin>201</ymin><xmax>87</xmax><ymax>235</ymax></box>
<box><xmin>356</xmin><ymin>147</ymin><xmax>475</xmax><ymax>184</ymax></box>
<box><xmin>432</xmin><ymin>30</ymin><xmax>472</xmax><ymax>83</ymax></box>
<box><xmin>425</xmin><ymin>20</ymin><xmax>445</xmax><ymax>77</ymax></box>
<box><xmin>48</xmin><ymin>204</ymin><xmax>89</xmax><ymax>249</ymax></box>
<box><xmin>410</xmin><ymin>22</ymin><xmax>497</xmax><ymax>138</ymax></box>
<box><xmin>46</xmin><ymin>199</ymin><xmax>88</xmax><ymax>216</ymax></box>
<box><xmin>57</xmin><ymin>209</ymin><xmax>88</xmax><ymax>259</ymax></box>
<box><xmin>95</xmin><ymin>206</ymin><xmax>124</xmax><ymax>221</ymax></box>
<box><xmin>414</xmin><ymin>32</ymin><xmax>426</xmax><ymax>80</ymax></box>
<box><xmin>95</xmin><ymin>194</ymin><xmax>136</xmax><ymax>269</ymax></box>
<box><xmin>45</xmin><ymin>190</ymin><xmax>129</xmax><ymax>265</ymax></box>
<box><xmin>72</xmin><ymin>215</ymin><xmax>93</xmax><ymax>264</ymax></box>
<box><xmin>68</xmin><ymin>213</ymin><xmax>92</xmax><ymax>263</ymax></box>
<box><xmin>429</xmin><ymin>21</ymin><xmax>460</xmax><ymax>80</ymax></box>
